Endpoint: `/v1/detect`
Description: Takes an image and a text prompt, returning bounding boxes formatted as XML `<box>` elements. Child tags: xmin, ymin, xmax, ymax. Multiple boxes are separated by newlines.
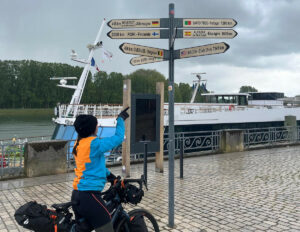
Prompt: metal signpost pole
<box><xmin>143</xmin><ymin>142</ymin><xmax>148</xmax><ymax>185</ymax></box>
<box><xmin>180</xmin><ymin>137</ymin><xmax>184</xmax><ymax>179</ymax></box>
<box><xmin>107</xmin><ymin>7</ymin><xmax>237</xmax><ymax>229</ymax></box>
<box><xmin>168</xmin><ymin>3</ymin><xmax>175</xmax><ymax>228</ymax></box>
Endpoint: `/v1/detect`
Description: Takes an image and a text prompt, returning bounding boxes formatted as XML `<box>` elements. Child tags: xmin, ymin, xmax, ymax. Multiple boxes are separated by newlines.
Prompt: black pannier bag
<box><xmin>124</xmin><ymin>184</ymin><xmax>144</xmax><ymax>205</ymax></box>
<box><xmin>129</xmin><ymin>214</ymin><xmax>148</xmax><ymax>232</ymax></box>
<box><xmin>14</xmin><ymin>201</ymin><xmax>72</xmax><ymax>232</ymax></box>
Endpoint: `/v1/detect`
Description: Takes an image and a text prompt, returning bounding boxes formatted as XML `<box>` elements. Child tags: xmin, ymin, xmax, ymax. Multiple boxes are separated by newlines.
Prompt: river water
<box><xmin>0</xmin><ymin>109</ymin><xmax>55</xmax><ymax>140</ymax></box>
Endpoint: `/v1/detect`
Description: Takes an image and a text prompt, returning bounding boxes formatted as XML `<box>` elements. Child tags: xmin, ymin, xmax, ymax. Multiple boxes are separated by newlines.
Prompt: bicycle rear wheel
<box><xmin>115</xmin><ymin>209</ymin><xmax>159</xmax><ymax>232</ymax></box>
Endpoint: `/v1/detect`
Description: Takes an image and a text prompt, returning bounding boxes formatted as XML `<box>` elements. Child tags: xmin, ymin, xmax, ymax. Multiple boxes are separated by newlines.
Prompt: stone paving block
<box><xmin>1</xmin><ymin>146</ymin><xmax>300</xmax><ymax>231</ymax></box>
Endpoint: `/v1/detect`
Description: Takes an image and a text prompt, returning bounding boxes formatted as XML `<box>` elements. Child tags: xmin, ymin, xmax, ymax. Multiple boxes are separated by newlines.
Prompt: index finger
<box><xmin>123</xmin><ymin>106</ymin><xmax>129</xmax><ymax>112</ymax></box>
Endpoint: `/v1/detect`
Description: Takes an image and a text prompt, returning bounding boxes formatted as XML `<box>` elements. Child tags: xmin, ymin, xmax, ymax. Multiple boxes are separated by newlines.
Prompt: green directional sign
<box><xmin>176</xmin><ymin>29</ymin><xmax>237</xmax><ymax>39</ymax></box>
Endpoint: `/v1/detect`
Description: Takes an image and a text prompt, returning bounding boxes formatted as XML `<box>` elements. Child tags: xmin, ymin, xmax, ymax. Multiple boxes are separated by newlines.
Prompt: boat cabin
<box><xmin>247</xmin><ymin>92</ymin><xmax>284</xmax><ymax>106</ymax></box>
<box><xmin>201</xmin><ymin>93</ymin><xmax>249</xmax><ymax>106</ymax></box>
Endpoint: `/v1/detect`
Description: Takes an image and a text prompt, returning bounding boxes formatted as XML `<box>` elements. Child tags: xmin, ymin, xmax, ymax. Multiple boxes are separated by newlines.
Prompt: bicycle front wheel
<box><xmin>115</xmin><ymin>209</ymin><xmax>159</xmax><ymax>232</ymax></box>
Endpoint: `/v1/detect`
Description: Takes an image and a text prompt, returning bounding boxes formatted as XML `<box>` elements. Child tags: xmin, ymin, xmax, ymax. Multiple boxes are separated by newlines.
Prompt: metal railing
<box><xmin>2</xmin><ymin>126</ymin><xmax>300</xmax><ymax>179</ymax></box>
<box><xmin>244</xmin><ymin>126</ymin><xmax>300</xmax><ymax>148</ymax></box>
<box><xmin>57</xmin><ymin>104</ymin><xmax>123</xmax><ymax>119</ymax></box>
<box><xmin>0</xmin><ymin>142</ymin><xmax>25</xmax><ymax>179</ymax></box>
<box><xmin>164</xmin><ymin>130</ymin><xmax>221</xmax><ymax>154</ymax></box>
<box><xmin>0</xmin><ymin>135</ymin><xmax>51</xmax><ymax>179</ymax></box>
<box><xmin>0</xmin><ymin>135</ymin><xmax>51</xmax><ymax>146</ymax></box>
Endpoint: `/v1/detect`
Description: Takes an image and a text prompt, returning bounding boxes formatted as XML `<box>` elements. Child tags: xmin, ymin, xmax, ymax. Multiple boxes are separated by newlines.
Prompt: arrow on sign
<box><xmin>178</xmin><ymin>29</ymin><xmax>237</xmax><ymax>39</ymax></box>
<box><xmin>107</xmin><ymin>29</ymin><xmax>169</xmax><ymax>39</ymax></box>
<box><xmin>130</xmin><ymin>56</ymin><xmax>165</xmax><ymax>66</ymax></box>
<box><xmin>175</xmin><ymin>42</ymin><xmax>229</xmax><ymax>59</ymax></box>
<box><xmin>119</xmin><ymin>43</ymin><xmax>168</xmax><ymax>59</ymax></box>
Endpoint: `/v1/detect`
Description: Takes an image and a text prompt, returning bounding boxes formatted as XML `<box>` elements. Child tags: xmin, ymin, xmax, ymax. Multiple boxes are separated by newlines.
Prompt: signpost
<box><xmin>178</xmin><ymin>29</ymin><xmax>237</xmax><ymax>39</ymax></box>
<box><xmin>108</xmin><ymin>18</ymin><xmax>171</xmax><ymax>28</ymax></box>
<box><xmin>130</xmin><ymin>56</ymin><xmax>164</xmax><ymax>66</ymax></box>
<box><xmin>175</xmin><ymin>42</ymin><xmax>229</xmax><ymax>59</ymax></box>
<box><xmin>107</xmin><ymin>29</ymin><xmax>169</xmax><ymax>39</ymax></box>
<box><xmin>119</xmin><ymin>43</ymin><xmax>168</xmax><ymax>58</ymax></box>
<box><xmin>107</xmin><ymin>4</ymin><xmax>237</xmax><ymax>228</ymax></box>
<box><xmin>179</xmin><ymin>18</ymin><xmax>237</xmax><ymax>28</ymax></box>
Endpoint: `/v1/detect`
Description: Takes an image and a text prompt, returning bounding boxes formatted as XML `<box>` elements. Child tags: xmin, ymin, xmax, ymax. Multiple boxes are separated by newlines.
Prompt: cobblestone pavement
<box><xmin>0</xmin><ymin>146</ymin><xmax>299</xmax><ymax>232</ymax></box>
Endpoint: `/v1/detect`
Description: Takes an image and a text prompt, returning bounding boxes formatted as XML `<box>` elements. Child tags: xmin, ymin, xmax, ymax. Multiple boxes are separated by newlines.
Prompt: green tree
<box><xmin>239</xmin><ymin>86</ymin><xmax>258</xmax><ymax>93</ymax></box>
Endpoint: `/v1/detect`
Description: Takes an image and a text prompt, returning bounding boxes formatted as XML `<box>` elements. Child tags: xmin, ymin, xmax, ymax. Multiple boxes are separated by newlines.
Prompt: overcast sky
<box><xmin>1</xmin><ymin>0</ymin><xmax>300</xmax><ymax>96</ymax></box>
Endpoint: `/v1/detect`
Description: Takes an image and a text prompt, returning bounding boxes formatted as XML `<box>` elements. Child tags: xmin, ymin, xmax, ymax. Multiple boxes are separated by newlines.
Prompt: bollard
<box><xmin>143</xmin><ymin>143</ymin><xmax>148</xmax><ymax>185</ymax></box>
<box><xmin>180</xmin><ymin>138</ymin><xmax>184</xmax><ymax>179</ymax></box>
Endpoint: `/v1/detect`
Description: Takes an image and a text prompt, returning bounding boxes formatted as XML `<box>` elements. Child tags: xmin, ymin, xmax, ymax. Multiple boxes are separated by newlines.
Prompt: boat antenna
<box><xmin>190</xmin><ymin>73</ymin><xmax>206</xmax><ymax>103</ymax></box>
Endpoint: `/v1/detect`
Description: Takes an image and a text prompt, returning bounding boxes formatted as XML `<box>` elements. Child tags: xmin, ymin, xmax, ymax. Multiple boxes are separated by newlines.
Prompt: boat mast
<box><xmin>66</xmin><ymin>19</ymin><xmax>106</xmax><ymax>116</ymax></box>
<box><xmin>190</xmin><ymin>72</ymin><xmax>206</xmax><ymax>103</ymax></box>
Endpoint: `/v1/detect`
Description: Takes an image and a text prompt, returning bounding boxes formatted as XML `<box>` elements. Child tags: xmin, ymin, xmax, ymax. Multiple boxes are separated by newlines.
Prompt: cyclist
<box><xmin>71</xmin><ymin>108</ymin><xmax>129</xmax><ymax>232</ymax></box>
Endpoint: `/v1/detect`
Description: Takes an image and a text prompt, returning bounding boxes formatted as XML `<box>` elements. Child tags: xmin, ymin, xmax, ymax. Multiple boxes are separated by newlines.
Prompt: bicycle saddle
<box><xmin>52</xmin><ymin>202</ymin><xmax>73</xmax><ymax>211</ymax></box>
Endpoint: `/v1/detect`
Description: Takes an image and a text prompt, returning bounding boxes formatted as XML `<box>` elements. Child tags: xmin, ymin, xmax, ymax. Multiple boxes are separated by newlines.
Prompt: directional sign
<box><xmin>175</xmin><ymin>42</ymin><xmax>229</xmax><ymax>59</ymax></box>
<box><xmin>107</xmin><ymin>29</ymin><xmax>169</xmax><ymax>39</ymax></box>
<box><xmin>130</xmin><ymin>56</ymin><xmax>164</xmax><ymax>66</ymax></box>
<box><xmin>177</xmin><ymin>29</ymin><xmax>237</xmax><ymax>39</ymax></box>
<box><xmin>108</xmin><ymin>19</ymin><xmax>161</xmax><ymax>28</ymax></box>
<box><xmin>107</xmin><ymin>18</ymin><xmax>170</xmax><ymax>28</ymax></box>
<box><xmin>120</xmin><ymin>43</ymin><xmax>168</xmax><ymax>58</ymax></box>
<box><xmin>178</xmin><ymin>18</ymin><xmax>237</xmax><ymax>28</ymax></box>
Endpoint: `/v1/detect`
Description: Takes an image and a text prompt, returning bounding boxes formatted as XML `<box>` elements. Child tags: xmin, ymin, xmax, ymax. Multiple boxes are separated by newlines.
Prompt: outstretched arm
<box><xmin>98</xmin><ymin>117</ymin><xmax>125</xmax><ymax>154</ymax></box>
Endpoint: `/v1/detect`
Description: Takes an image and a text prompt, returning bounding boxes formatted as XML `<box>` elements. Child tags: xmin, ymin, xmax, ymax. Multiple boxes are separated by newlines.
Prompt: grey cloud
<box><xmin>1</xmin><ymin>0</ymin><xmax>300</xmax><ymax>97</ymax></box>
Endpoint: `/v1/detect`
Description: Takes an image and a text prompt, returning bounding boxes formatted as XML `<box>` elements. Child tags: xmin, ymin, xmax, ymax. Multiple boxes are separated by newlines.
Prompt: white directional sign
<box><xmin>181</xmin><ymin>29</ymin><xmax>237</xmax><ymax>39</ymax></box>
<box><xmin>130</xmin><ymin>56</ymin><xmax>164</xmax><ymax>66</ymax></box>
<box><xmin>107</xmin><ymin>30</ymin><xmax>164</xmax><ymax>39</ymax></box>
<box><xmin>120</xmin><ymin>43</ymin><xmax>166</xmax><ymax>58</ymax></box>
<box><xmin>108</xmin><ymin>19</ymin><xmax>161</xmax><ymax>28</ymax></box>
<box><xmin>182</xmin><ymin>18</ymin><xmax>237</xmax><ymax>28</ymax></box>
<box><xmin>177</xmin><ymin>42</ymin><xmax>229</xmax><ymax>59</ymax></box>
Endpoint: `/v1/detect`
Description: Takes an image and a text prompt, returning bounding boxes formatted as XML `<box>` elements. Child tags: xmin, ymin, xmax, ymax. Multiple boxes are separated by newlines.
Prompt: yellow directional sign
<box><xmin>182</xmin><ymin>18</ymin><xmax>237</xmax><ymax>28</ymax></box>
<box><xmin>181</xmin><ymin>29</ymin><xmax>237</xmax><ymax>39</ymax></box>
<box><xmin>130</xmin><ymin>56</ymin><xmax>164</xmax><ymax>66</ymax></box>
<box><xmin>120</xmin><ymin>43</ymin><xmax>166</xmax><ymax>58</ymax></box>
<box><xmin>108</xmin><ymin>19</ymin><xmax>161</xmax><ymax>28</ymax></box>
<box><xmin>107</xmin><ymin>30</ymin><xmax>164</xmax><ymax>39</ymax></box>
<box><xmin>177</xmin><ymin>42</ymin><xmax>229</xmax><ymax>59</ymax></box>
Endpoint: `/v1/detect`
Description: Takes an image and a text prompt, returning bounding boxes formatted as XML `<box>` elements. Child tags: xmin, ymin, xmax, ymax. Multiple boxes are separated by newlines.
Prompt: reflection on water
<box><xmin>0</xmin><ymin>109</ymin><xmax>55</xmax><ymax>140</ymax></box>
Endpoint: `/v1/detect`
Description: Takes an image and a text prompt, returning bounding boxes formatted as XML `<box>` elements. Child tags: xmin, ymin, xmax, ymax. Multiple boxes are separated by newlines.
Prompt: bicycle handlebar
<box><xmin>101</xmin><ymin>175</ymin><xmax>147</xmax><ymax>196</ymax></box>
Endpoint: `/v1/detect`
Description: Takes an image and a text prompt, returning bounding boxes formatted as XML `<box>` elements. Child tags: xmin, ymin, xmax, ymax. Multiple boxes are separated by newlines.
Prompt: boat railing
<box><xmin>173</xmin><ymin>103</ymin><xmax>292</xmax><ymax>115</ymax></box>
<box><xmin>56</xmin><ymin>104</ymin><xmax>123</xmax><ymax>118</ymax></box>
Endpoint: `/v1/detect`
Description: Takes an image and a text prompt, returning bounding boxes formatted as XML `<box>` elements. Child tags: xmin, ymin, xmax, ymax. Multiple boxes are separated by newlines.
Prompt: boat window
<box><xmin>217</xmin><ymin>96</ymin><xmax>224</xmax><ymax>103</ymax></box>
<box><xmin>249</xmin><ymin>92</ymin><xmax>284</xmax><ymax>100</ymax></box>
<box><xmin>215</xmin><ymin>95</ymin><xmax>237</xmax><ymax>104</ymax></box>
<box><xmin>238</xmin><ymin>96</ymin><xmax>248</xmax><ymax>105</ymax></box>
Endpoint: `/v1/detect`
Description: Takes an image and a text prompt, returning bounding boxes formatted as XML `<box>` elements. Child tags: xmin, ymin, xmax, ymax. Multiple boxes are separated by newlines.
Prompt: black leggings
<box><xmin>71</xmin><ymin>190</ymin><xmax>112</xmax><ymax>230</ymax></box>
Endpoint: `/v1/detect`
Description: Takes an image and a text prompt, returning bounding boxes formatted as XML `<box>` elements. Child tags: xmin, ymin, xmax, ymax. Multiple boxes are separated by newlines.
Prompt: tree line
<box><xmin>0</xmin><ymin>60</ymin><xmax>205</xmax><ymax>108</ymax></box>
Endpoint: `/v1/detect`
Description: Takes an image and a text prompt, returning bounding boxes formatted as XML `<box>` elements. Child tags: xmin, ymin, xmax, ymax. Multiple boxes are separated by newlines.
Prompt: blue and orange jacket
<box><xmin>73</xmin><ymin>117</ymin><xmax>125</xmax><ymax>191</ymax></box>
